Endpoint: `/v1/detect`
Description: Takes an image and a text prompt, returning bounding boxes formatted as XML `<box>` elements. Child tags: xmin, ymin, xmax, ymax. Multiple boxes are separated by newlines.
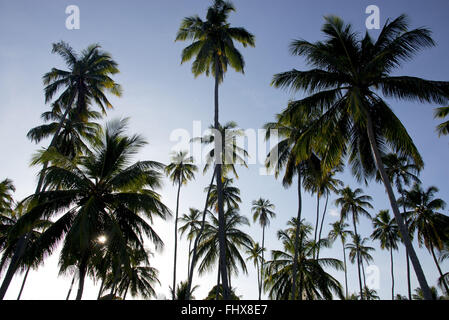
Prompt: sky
<box><xmin>0</xmin><ymin>0</ymin><xmax>448</xmax><ymax>300</ymax></box>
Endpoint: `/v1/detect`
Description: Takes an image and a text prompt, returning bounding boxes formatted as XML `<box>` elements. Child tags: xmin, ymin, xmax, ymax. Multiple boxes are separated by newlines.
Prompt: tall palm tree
<box><xmin>314</xmin><ymin>169</ymin><xmax>343</xmax><ymax>259</ymax></box>
<box><xmin>378</xmin><ymin>153</ymin><xmax>420</xmax><ymax>299</ymax></box>
<box><xmin>401</xmin><ymin>183</ymin><xmax>449</xmax><ymax>295</ymax></box>
<box><xmin>179</xmin><ymin>208</ymin><xmax>202</xmax><ymax>279</ymax></box>
<box><xmin>371</xmin><ymin>210</ymin><xmax>400</xmax><ymax>299</ymax></box>
<box><xmin>196</xmin><ymin>208</ymin><xmax>253</xmax><ymax>289</ymax></box>
<box><xmin>176</xmin><ymin>0</ymin><xmax>255</xmax><ymax>299</ymax></box>
<box><xmin>251</xmin><ymin>198</ymin><xmax>276</xmax><ymax>300</ymax></box>
<box><xmin>328</xmin><ymin>221</ymin><xmax>352</xmax><ymax>298</ymax></box>
<box><xmin>0</xmin><ymin>42</ymin><xmax>122</xmax><ymax>299</ymax></box>
<box><xmin>173</xmin><ymin>281</ymin><xmax>199</xmax><ymax>300</ymax></box>
<box><xmin>245</xmin><ymin>241</ymin><xmax>263</xmax><ymax>300</ymax></box>
<box><xmin>346</xmin><ymin>235</ymin><xmax>375</xmax><ymax>295</ymax></box>
<box><xmin>335</xmin><ymin>186</ymin><xmax>373</xmax><ymax>298</ymax></box>
<box><xmin>4</xmin><ymin>119</ymin><xmax>170</xmax><ymax>300</ymax></box>
<box><xmin>264</xmin><ymin>219</ymin><xmax>344</xmax><ymax>300</ymax></box>
<box><xmin>264</xmin><ymin>114</ymin><xmax>319</xmax><ymax>300</ymax></box>
<box><xmin>166</xmin><ymin>151</ymin><xmax>197</xmax><ymax>299</ymax></box>
<box><xmin>272</xmin><ymin>15</ymin><xmax>449</xmax><ymax>299</ymax></box>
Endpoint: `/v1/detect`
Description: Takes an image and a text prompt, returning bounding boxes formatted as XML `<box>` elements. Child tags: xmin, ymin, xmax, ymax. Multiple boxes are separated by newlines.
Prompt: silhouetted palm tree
<box><xmin>346</xmin><ymin>234</ymin><xmax>374</xmax><ymax>298</ymax></box>
<box><xmin>378</xmin><ymin>153</ymin><xmax>420</xmax><ymax>299</ymax></box>
<box><xmin>166</xmin><ymin>151</ymin><xmax>197</xmax><ymax>299</ymax></box>
<box><xmin>371</xmin><ymin>210</ymin><xmax>400</xmax><ymax>299</ymax></box>
<box><xmin>176</xmin><ymin>0</ymin><xmax>255</xmax><ymax>299</ymax></box>
<box><xmin>251</xmin><ymin>198</ymin><xmax>276</xmax><ymax>300</ymax></box>
<box><xmin>328</xmin><ymin>221</ymin><xmax>352</xmax><ymax>298</ymax></box>
<box><xmin>179</xmin><ymin>208</ymin><xmax>202</xmax><ymax>279</ymax></box>
<box><xmin>335</xmin><ymin>186</ymin><xmax>373</xmax><ymax>298</ymax></box>
<box><xmin>272</xmin><ymin>15</ymin><xmax>449</xmax><ymax>299</ymax></box>
<box><xmin>401</xmin><ymin>183</ymin><xmax>449</xmax><ymax>294</ymax></box>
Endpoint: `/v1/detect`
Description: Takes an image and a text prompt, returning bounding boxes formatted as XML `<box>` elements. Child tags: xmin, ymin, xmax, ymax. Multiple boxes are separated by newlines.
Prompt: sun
<box><xmin>97</xmin><ymin>235</ymin><xmax>107</xmax><ymax>244</ymax></box>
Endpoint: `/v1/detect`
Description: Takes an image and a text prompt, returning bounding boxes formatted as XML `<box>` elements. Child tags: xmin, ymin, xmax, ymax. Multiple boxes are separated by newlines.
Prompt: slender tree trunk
<box><xmin>172</xmin><ymin>179</ymin><xmax>181</xmax><ymax>300</ymax></box>
<box><xmin>259</xmin><ymin>226</ymin><xmax>265</xmax><ymax>300</ymax></box>
<box><xmin>187</xmin><ymin>239</ymin><xmax>192</xmax><ymax>280</ymax></box>
<box><xmin>353</xmin><ymin>216</ymin><xmax>363</xmax><ymax>300</ymax></box>
<box><xmin>256</xmin><ymin>259</ymin><xmax>261</xmax><ymax>300</ymax></box>
<box><xmin>66</xmin><ymin>274</ymin><xmax>76</xmax><ymax>300</ymax></box>
<box><xmin>365</xmin><ymin>114</ymin><xmax>432</xmax><ymax>300</ymax></box>
<box><xmin>185</xmin><ymin>167</ymin><xmax>217</xmax><ymax>299</ymax></box>
<box><xmin>430</xmin><ymin>244</ymin><xmax>449</xmax><ymax>295</ymax></box>
<box><xmin>0</xmin><ymin>95</ymin><xmax>76</xmax><ymax>300</ymax></box>
<box><xmin>123</xmin><ymin>281</ymin><xmax>130</xmax><ymax>300</ymax></box>
<box><xmin>97</xmin><ymin>277</ymin><xmax>105</xmax><ymax>300</ymax></box>
<box><xmin>17</xmin><ymin>266</ymin><xmax>30</xmax><ymax>300</ymax></box>
<box><xmin>317</xmin><ymin>193</ymin><xmax>329</xmax><ymax>259</ymax></box>
<box><xmin>291</xmin><ymin>171</ymin><xmax>302</xmax><ymax>300</ymax></box>
<box><xmin>213</xmin><ymin>56</ymin><xmax>229</xmax><ymax>300</ymax></box>
<box><xmin>361</xmin><ymin>259</ymin><xmax>367</xmax><ymax>289</ymax></box>
<box><xmin>313</xmin><ymin>193</ymin><xmax>320</xmax><ymax>258</ymax></box>
<box><xmin>342</xmin><ymin>240</ymin><xmax>348</xmax><ymax>299</ymax></box>
<box><xmin>390</xmin><ymin>248</ymin><xmax>395</xmax><ymax>300</ymax></box>
<box><xmin>75</xmin><ymin>258</ymin><xmax>88</xmax><ymax>300</ymax></box>
<box><xmin>400</xmin><ymin>192</ymin><xmax>413</xmax><ymax>300</ymax></box>
<box><xmin>216</xmin><ymin>262</ymin><xmax>221</xmax><ymax>300</ymax></box>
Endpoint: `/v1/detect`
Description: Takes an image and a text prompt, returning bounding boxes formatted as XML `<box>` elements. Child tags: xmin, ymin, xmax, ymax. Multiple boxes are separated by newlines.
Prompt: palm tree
<box><xmin>434</xmin><ymin>106</ymin><xmax>449</xmax><ymax>136</ymax></box>
<box><xmin>272</xmin><ymin>15</ymin><xmax>449</xmax><ymax>299</ymax></box>
<box><xmin>378</xmin><ymin>153</ymin><xmax>420</xmax><ymax>299</ymax></box>
<box><xmin>196</xmin><ymin>208</ymin><xmax>253</xmax><ymax>290</ymax></box>
<box><xmin>208</xmin><ymin>177</ymin><xmax>242</xmax><ymax>211</ymax></box>
<box><xmin>264</xmin><ymin>114</ymin><xmax>319</xmax><ymax>300</ymax></box>
<box><xmin>413</xmin><ymin>286</ymin><xmax>446</xmax><ymax>300</ymax></box>
<box><xmin>346</xmin><ymin>235</ymin><xmax>375</xmax><ymax>293</ymax></box>
<box><xmin>251</xmin><ymin>198</ymin><xmax>276</xmax><ymax>300</ymax></box>
<box><xmin>314</xmin><ymin>169</ymin><xmax>343</xmax><ymax>259</ymax></box>
<box><xmin>166</xmin><ymin>151</ymin><xmax>197</xmax><ymax>299</ymax></box>
<box><xmin>173</xmin><ymin>281</ymin><xmax>199</xmax><ymax>300</ymax></box>
<box><xmin>176</xmin><ymin>0</ymin><xmax>255</xmax><ymax>299</ymax></box>
<box><xmin>179</xmin><ymin>208</ymin><xmax>202</xmax><ymax>279</ymax></box>
<box><xmin>205</xmin><ymin>285</ymin><xmax>240</xmax><ymax>300</ymax></box>
<box><xmin>371</xmin><ymin>210</ymin><xmax>400</xmax><ymax>299</ymax></box>
<box><xmin>0</xmin><ymin>42</ymin><xmax>122</xmax><ymax>299</ymax></box>
<box><xmin>401</xmin><ymin>183</ymin><xmax>449</xmax><ymax>295</ymax></box>
<box><xmin>359</xmin><ymin>287</ymin><xmax>380</xmax><ymax>300</ymax></box>
<box><xmin>0</xmin><ymin>179</ymin><xmax>15</xmax><ymax>214</ymax></box>
<box><xmin>335</xmin><ymin>186</ymin><xmax>373</xmax><ymax>298</ymax></box>
<box><xmin>245</xmin><ymin>241</ymin><xmax>263</xmax><ymax>300</ymax></box>
<box><xmin>27</xmin><ymin>105</ymin><xmax>101</xmax><ymax>161</ymax></box>
<box><xmin>328</xmin><ymin>221</ymin><xmax>352</xmax><ymax>298</ymax></box>
<box><xmin>106</xmin><ymin>248</ymin><xmax>160</xmax><ymax>300</ymax></box>
<box><xmin>4</xmin><ymin>119</ymin><xmax>170</xmax><ymax>300</ymax></box>
<box><xmin>264</xmin><ymin>219</ymin><xmax>344</xmax><ymax>300</ymax></box>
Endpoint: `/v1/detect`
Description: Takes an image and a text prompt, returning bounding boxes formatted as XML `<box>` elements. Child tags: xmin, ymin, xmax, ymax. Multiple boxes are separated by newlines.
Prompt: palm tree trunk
<box><xmin>186</xmin><ymin>167</ymin><xmax>217</xmax><ymax>299</ymax></box>
<box><xmin>187</xmin><ymin>239</ymin><xmax>192</xmax><ymax>280</ymax></box>
<box><xmin>75</xmin><ymin>257</ymin><xmax>88</xmax><ymax>300</ymax></box>
<box><xmin>342</xmin><ymin>240</ymin><xmax>348</xmax><ymax>299</ymax></box>
<box><xmin>366</xmin><ymin>114</ymin><xmax>432</xmax><ymax>300</ymax></box>
<box><xmin>256</xmin><ymin>259</ymin><xmax>261</xmax><ymax>300</ymax></box>
<box><xmin>400</xmin><ymin>191</ymin><xmax>413</xmax><ymax>300</ymax></box>
<box><xmin>172</xmin><ymin>179</ymin><xmax>182</xmax><ymax>300</ymax></box>
<box><xmin>213</xmin><ymin>56</ymin><xmax>229</xmax><ymax>300</ymax></box>
<box><xmin>290</xmin><ymin>170</ymin><xmax>302</xmax><ymax>300</ymax></box>
<box><xmin>0</xmin><ymin>94</ymin><xmax>76</xmax><ymax>300</ymax></box>
<box><xmin>390</xmin><ymin>247</ymin><xmax>395</xmax><ymax>300</ymax></box>
<box><xmin>66</xmin><ymin>274</ymin><xmax>76</xmax><ymax>300</ymax></box>
<box><xmin>17</xmin><ymin>266</ymin><xmax>30</xmax><ymax>300</ymax></box>
<box><xmin>430</xmin><ymin>243</ymin><xmax>449</xmax><ymax>295</ymax></box>
<box><xmin>317</xmin><ymin>193</ymin><xmax>329</xmax><ymax>259</ymax></box>
<box><xmin>353</xmin><ymin>216</ymin><xmax>363</xmax><ymax>299</ymax></box>
<box><xmin>123</xmin><ymin>281</ymin><xmax>130</xmax><ymax>300</ymax></box>
<box><xmin>259</xmin><ymin>226</ymin><xmax>265</xmax><ymax>300</ymax></box>
<box><xmin>97</xmin><ymin>277</ymin><xmax>105</xmax><ymax>299</ymax></box>
<box><xmin>361</xmin><ymin>259</ymin><xmax>367</xmax><ymax>288</ymax></box>
<box><xmin>313</xmin><ymin>193</ymin><xmax>320</xmax><ymax>258</ymax></box>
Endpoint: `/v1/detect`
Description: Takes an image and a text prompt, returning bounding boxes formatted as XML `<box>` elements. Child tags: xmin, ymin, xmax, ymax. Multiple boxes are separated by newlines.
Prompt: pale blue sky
<box><xmin>0</xmin><ymin>0</ymin><xmax>448</xmax><ymax>300</ymax></box>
